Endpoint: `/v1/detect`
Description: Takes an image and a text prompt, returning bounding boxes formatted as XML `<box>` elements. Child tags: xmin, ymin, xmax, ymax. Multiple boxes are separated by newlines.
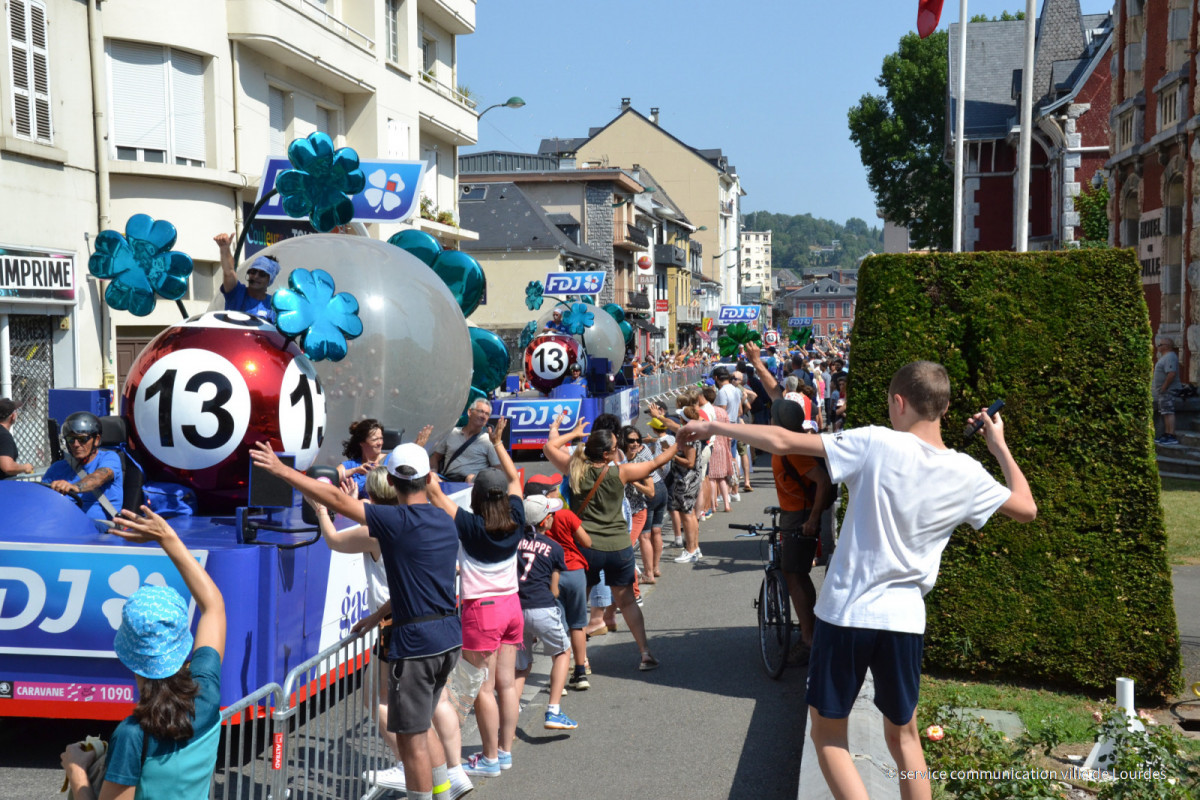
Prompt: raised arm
<box><xmin>215</xmin><ymin>232</ymin><xmax>238</xmax><ymax>294</ymax></box>
<box><xmin>489</xmin><ymin>418</ymin><xmax>522</xmax><ymax>496</ymax></box>
<box><xmin>425</xmin><ymin>472</ymin><xmax>463</xmax><ymax>519</ymax></box>
<box><xmin>679</xmin><ymin>420</ymin><xmax>825</xmax><ymax>459</ymax></box>
<box><xmin>110</xmin><ymin>507</ymin><xmax>226</xmax><ymax>660</ymax></box>
<box><xmin>543</xmin><ymin>413</ymin><xmax>586</xmax><ymax>473</ymax></box>
<box><xmin>310</xmin><ymin>496</ymin><xmax>380</xmax><ymax>557</ymax></box>
<box><xmin>618</xmin><ymin>440</ymin><xmax>677</xmax><ymax>484</ymax></box>
<box><xmin>976</xmin><ymin>410</ymin><xmax>1037</xmax><ymax>523</ymax></box>
<box><xmin>249</xmin><ymin>441</ymin><xmax>368</xmax><ymax>524</ymax></box>
<box><xmin>744</xmin><ymin>342</ymin><xmax>782</xmax><ymax>400</ymax></box>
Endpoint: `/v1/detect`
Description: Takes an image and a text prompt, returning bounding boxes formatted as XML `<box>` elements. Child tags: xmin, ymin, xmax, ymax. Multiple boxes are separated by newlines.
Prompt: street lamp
<box><xmin>477</xmin><ymin>96</ymin><xmax>526</xmax><ymax>119</ymax></box>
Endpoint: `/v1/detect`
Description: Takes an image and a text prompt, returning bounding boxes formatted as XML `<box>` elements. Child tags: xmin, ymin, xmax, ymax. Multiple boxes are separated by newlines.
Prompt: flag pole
<box><xmin>952</xmin><ymin>0</ymin><xmax>968</xmax><ymax>252</ymax></box>
<box><xmin>1015</xmin><ymin>0</ymin><xmax>1036</xmax><ymax>252</ymax></box>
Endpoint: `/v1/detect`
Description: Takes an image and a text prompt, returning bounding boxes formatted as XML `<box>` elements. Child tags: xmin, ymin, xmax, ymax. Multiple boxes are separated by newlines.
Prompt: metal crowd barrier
<box><xmin>209</xmin><ymin>630</ymin><xmax>390</xmax><ymax>800</ymax></box>
<box><xmin>636</xmin><ymin>365</ymin><xmax>704</xmax><ymax>404</ymax></box>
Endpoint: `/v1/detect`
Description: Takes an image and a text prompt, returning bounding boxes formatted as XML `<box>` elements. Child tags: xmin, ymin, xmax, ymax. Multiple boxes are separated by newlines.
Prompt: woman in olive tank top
<box><xmin>544</xmin><ymin>422</ymin><xmax>677</xmax><ymax>671</ymax></box>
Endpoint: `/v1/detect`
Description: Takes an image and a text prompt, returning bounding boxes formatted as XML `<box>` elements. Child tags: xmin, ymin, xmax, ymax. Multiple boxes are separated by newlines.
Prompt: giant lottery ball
<box><xmin>525</xmin><ymin>333</ymin><xmax>584</xmax><ymax>394</ymax></box>
<box><xmin>210</xmin><ymin>235</ymin><xmax>473</xmax><ymax>463</ymax></box>
<box><xmin>122</xmin><ymin>311</ymin><xmax>326</xmax><ymax>510</ymax></box>
<box><xmin>536</xmin><ymin>303</ymin><xmax>625</xmax><ymax>375</ymax></box>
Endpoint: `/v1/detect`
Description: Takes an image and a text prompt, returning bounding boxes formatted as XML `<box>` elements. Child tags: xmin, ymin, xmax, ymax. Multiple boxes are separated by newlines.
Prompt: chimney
<box><xmin>621</xmin><ymin>97</ymin><xmax>631</xmax><ymax>110</ymax></box>
<box><xmin>650</xmin><ymin>107</ymin><xmax>660</xmax><ymax>125</ymax></box>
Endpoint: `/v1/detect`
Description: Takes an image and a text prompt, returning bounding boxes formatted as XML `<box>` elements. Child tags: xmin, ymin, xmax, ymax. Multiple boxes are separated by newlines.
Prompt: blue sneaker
<box><xmin>545</xmin><ymin>711</ymin><xmax>579</xmax><ymax>730</ymax></box>
<box><xmin>497</xmin><ymin>750</ymin><xmax>512</xmax><ymax>771</ymax></box>
<box><xmin>462</xmin><ymin>753</ymin><xmax>501</xmax><ymax>778</ymax></box>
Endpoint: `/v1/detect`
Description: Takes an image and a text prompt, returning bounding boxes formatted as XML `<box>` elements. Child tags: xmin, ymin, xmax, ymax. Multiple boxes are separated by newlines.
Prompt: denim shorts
<box><xmin>556</xmin><ymin>567</ymin><xmax>588</xmax><ymax>629</ymax></box>
<box><xmin>646</xmin><ymin>482</ymin><xmax>668</xmax><ymax>528</ymax></box>
<box><xmin>581</xmin><ymin>546</ymin><xmax>636</xmax><ymax>588</ymax></box>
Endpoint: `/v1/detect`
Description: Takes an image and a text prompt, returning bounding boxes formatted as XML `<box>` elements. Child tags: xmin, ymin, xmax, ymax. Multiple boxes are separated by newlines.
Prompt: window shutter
<box><xmin>9</xmin><ymin>0</ymin><xmax>32</xmax><ymax>138</ymax></box>
<box><xmin>28</xmin><ymin>0</ymin><xmax>50</xmax><ymax>142</ymax></box>
<box><xmin>386</xmin><ymin>118</ymin><xmax>409</xmax><ymax>158</ymax></box>
<box><xmin>170</xmin><ymin>49</ymin><xmax>206</xmax><ymax>164</ymax></box>
<box><xmin>110</xmin><ymin>41</ymin><xmax>168</xmax><ymax>153</ymax></box>
<box><xmin>268</xmin><ymin>87</ymin><xmax>285</xmax><ymax>155</ymax></box>
<box><xmin>316</xmin><ymin>106</ymin><xmax>331</xmax><ymax>139</ymax></box>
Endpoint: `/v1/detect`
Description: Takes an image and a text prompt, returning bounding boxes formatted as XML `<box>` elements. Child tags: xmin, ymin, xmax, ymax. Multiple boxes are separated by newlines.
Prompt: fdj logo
<box><xmin>339</xmin><ymin>585</ymin><xmax>370</xmax><ymax>639</ymax></box>
<box><xmin>544</xmin><ymin>272</ymin><xmax>606</xmax><ymax>295</ymax></box>
<box><xmin>0</xmin><ymin>545</ymin><xmax>203</xmax><ymax>656</ymax></box>
<box><xmin>500</xmin><ymin>400</ymin><xmax>581</xmax><ymax>432</ymax></box>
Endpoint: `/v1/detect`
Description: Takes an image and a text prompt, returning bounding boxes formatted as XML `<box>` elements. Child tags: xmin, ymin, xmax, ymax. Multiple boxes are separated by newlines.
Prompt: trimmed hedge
<box><xmin>848</xmin><ymin>249</ymin><xmax>1181</xmax><ymax>698</ymax></box>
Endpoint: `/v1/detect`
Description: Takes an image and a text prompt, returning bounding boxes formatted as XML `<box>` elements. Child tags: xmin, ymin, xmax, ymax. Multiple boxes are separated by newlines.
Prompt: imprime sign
<box><xmin>0</xmin><ymin>247</ymin><xmax>76</xmax><ymax>304</ymax></box>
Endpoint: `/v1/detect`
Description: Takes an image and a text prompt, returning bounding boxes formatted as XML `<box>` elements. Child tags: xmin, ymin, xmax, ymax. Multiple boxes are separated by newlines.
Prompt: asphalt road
<box><xmin>456</xmin><ymin>455</ymin><xmax>813</xmax><ymax>800</ymax></box>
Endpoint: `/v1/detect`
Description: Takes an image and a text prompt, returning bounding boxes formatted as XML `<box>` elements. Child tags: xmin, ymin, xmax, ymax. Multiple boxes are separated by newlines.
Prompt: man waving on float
<box><xmin>214</xmin><ymin>232</ymin><xmax>278</xmax><ymax>323</ymax></box>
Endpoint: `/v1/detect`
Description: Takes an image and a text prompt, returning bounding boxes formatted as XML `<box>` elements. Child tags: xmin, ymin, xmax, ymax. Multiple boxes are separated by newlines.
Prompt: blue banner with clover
<box><xmin>254</xmin><ymin>157</ymin><xmax>426</xmax><ymax>224</ymax></box>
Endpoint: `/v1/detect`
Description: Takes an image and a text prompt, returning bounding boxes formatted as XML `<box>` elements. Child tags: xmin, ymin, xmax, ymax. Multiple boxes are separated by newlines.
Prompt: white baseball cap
<box><xmin>524</xmin><ymin>494</ymin><xmax>563</xmax><ymax>525</ymax></box>
<box><xmin>384</xmin><ymin>443</ymin><xmax>430</xmax><ymax>479</ymax></box>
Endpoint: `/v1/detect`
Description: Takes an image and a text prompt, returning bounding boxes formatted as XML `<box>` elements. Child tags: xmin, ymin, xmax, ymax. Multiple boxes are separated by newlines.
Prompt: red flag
<box><xmin>917</xmin><ymin>0</ymin><xmax>945</xmax><ymax>38</ymax></box>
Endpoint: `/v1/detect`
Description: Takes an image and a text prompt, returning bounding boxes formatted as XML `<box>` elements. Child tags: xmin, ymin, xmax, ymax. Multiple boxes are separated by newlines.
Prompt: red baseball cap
<box><xmin>523</xmin><ymin>473</ymin><xmax>564</xmax><ymax>496</ymax></box>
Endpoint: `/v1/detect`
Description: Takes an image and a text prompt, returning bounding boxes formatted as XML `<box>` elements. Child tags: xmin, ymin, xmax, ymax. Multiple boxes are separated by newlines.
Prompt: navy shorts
<box><xmin>805</xmin><ymin>619</ymin><xmax>923</xmax><ymax>726</ymax></box>
<box><xmin>581</xmin><ymin>545</ymin><xmax>636</xmax><ymax>588</ymax></box>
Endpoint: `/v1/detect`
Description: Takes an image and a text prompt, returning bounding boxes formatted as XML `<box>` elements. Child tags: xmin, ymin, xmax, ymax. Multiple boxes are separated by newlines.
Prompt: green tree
<box><xmin>970</xmin><ymin>10</ymin><xmax>1025</xmax><ymax>21</ymax></box>
<box><xmin>1074</xmin><ymin>183</ymin><xmax>1110</xmax><ymax>246</ymax></box>
<box><xmin>848</xmin><ymin>31</ymin><xmax>951</xmax><ymax>251</ymax></box>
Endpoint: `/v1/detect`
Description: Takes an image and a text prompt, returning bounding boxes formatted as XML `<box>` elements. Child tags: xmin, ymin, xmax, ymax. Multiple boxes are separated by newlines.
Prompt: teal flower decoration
<box><xmin>562</xmin><ymin>303</ymin><xmax>594</xmax><ymax>336</ymax></box>
<box><xmin>519</xmin><ymin>320</ymin><xmax>538</xmax><ymax>350</ymax></box>
<box><xmin>717</xmin><ymin>322</ymin><xmax>761</xmax><ymax>358</ymax></box>
<box><xmin>88</xmin><ymin>214</ymin><xmax>193</xmax><ymax>317</ymax></box>
<box><xmin>790</xmin><ymin>327</ymin><xmax>812</xmax><ymax>347</ymax></box>
<box><xmin>272</xmin><ymin>268</ymin><xmax>363</xmax><ymax>361</ymax></box>
<box><xmin>275</xmin><ymin>133</ymin><xmax>367</xmax><ymax>232</ymax></box>
<box><xmin>525</xmin><ymin>281</ymin><xmax>545</xmax><ymax>311</ymax></box>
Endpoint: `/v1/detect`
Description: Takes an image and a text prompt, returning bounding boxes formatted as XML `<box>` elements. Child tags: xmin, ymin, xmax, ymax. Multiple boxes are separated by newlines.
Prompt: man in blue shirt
<box><xmin>215</xmin><ymin>232</ymin><xmax>279</xmax><ymax>322</ymax></box>
<box><xmin>42</xmin><ymin>411</ymin><xmax>123</xmax><ymax>520</ymax></box>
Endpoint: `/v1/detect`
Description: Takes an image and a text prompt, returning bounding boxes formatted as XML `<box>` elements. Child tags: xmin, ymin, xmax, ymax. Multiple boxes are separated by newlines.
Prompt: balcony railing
<box><xmin>614</xmin><ymin>222</ymin><xmax>649</xmax><ymax>251</ymax></box>
<box><xmin>283</xmin><ymin>0</ymin><xmax>375</xmax><ymax>51</ymax></box>
<box><xmin>420</xmin><ymin>71</ymin><xmax>478</xmax><ymax>110</ymax></box>
<box><xmin>654</xmin><ymin>243</ymin><xmax>686</xmax><ymax>268</ymax></box>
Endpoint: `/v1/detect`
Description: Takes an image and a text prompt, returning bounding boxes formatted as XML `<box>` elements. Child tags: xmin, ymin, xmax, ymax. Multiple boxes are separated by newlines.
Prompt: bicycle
<box><xmin>729</xmin><ymin>505</ymin><xmax>793</xmax><ymax>679</ymax></box>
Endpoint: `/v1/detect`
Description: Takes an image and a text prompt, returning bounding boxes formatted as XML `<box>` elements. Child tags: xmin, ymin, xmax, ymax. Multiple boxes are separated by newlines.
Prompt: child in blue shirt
<box><xmin>514</xmin><ymin>494</ymin><xmax>579</xmax><ymax>731</ymax></box>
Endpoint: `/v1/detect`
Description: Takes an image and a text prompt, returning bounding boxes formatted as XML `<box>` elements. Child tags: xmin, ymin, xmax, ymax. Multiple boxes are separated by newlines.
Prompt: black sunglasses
<box><xmin>65</xmin><ymin>434</ymin><xmax>93</xmax><ymax>444</ymax></box>
<box><xmin>625</xmin><ymin>437</ymin><xmax>641</xmax><ymax>445</ymax></box>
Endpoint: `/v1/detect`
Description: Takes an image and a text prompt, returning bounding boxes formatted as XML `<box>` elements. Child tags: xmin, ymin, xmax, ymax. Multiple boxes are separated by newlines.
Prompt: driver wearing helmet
<box><xmin>42</xmin><ymin>412</ymin><xmax>123</xmax><ymax>520</ymax></box>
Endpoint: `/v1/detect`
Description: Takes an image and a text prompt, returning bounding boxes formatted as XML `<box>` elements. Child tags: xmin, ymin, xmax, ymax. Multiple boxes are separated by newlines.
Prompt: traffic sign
<box><xmin>788</xmin><ymin>317</ymin><xmax>813</xmax><ymax>327</ymax></box>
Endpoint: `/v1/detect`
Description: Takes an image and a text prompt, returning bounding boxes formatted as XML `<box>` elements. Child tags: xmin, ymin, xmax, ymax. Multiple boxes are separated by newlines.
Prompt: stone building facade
<box><xmin>1108</xmin><ymin>0</ymin><xmax>1197</xmax><ymax>380</ymax></box>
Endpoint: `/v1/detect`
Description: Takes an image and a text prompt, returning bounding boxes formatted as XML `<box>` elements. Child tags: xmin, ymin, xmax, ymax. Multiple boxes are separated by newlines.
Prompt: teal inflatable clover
<box><xmin>273</xmin><ymin>268</ymin><xmax>363</xmax><ymax>361</ymax></box>
<box><xmin>430</xmin><ymin>250</ymin><xmax>486</xmax><ymax>318</ymax></box>
<box><xmin>525</xmin><ymin>281</ymin><xmax>545</xmax><ymax>311</ymax></box>
<box><xmin>470</xmin><ymin>328</ymin><xmax>510</xmax><ymax>394</ymax></box>
<box><xmin>519</xmin><ymin>320</ymin><xmax>538</xmax><ymax>350</ymax></box>
<box><xmin>562</xmin><ymin>303</ymin><xmax>595</xmax><ymax>336</ymax></box>
<box><xmin>275</xmin><ymin>133</ymin><xmax>366</xmax><ymax>232</ymax></box>
<box><xmin>88</xmin><ymin>214</ymin><xmax>193</xmax><ymax>317</ymax></box>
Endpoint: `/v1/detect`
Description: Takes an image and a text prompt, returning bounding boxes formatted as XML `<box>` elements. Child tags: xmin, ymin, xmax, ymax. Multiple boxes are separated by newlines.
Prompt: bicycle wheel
<box><xmin>758</xmin><ymin>569</ymin><xmax>791</xmax><ymax>679</ymax></box>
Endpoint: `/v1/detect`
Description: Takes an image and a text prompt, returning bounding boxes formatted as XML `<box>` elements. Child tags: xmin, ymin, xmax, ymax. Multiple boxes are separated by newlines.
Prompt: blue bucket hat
<box><xmin>248</xmin><ymin>255</ymin><xmax>280</xmax><ymax>286</ymax></box>
<box><xmin>113</xmin><ymin>585</ymin><xmax>194</xmax><ymax>680</ymax></box>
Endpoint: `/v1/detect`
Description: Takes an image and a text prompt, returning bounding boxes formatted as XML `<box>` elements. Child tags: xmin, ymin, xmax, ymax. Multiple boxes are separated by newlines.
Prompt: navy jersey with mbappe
<box><xmin>516</xmin><ymin>531</ymin><xmax>566</xmax><ymax>610</ymax></box>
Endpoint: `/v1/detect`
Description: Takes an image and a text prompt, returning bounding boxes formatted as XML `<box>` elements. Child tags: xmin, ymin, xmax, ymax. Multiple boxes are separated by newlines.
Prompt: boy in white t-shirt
<box><xmin>678</xmin><ymin>361</ymin><xmax>1036</xmax><ymax>800</ymax></box>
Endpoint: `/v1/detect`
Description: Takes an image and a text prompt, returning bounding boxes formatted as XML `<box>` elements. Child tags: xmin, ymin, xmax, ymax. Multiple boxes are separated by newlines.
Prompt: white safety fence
<box><xmin>636</xmin><ymin>366</ymin><xmax>705</xmax><ymax>407</ymax></box>
<box><xmin>210</xmin><ymin>630</ymin><xmax>391</xmax><ymax>800</ymax></box>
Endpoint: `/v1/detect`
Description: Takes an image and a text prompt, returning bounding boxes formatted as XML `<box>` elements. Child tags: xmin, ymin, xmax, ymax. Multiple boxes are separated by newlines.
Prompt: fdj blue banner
<box><xmin>253</xmin><ymin>157</ymin><xmax>426</xmax><ymax>223</ymax></box>
<box><xmin>718</xmin><ymin>305</ymin><xmax>761</xmax><ymax>324</ymax></box>
<box><xmin>498</xmin><ymin>399</ymin><xmax>582</xmax><ymax>434</ymax></box>
<box><xmin>0</xmin><ymin>544</ymin><xmax>206</xmax><ymax>657</ymax></box>
<box><xmin>544</xmin><ymin>272</ymin><xmax>606</xmax><ymax>296</ymax></box>
<box><xmin>788</xmin><ymin>317</ymin><xmax>813</xmax><ymax>327</ymax></box>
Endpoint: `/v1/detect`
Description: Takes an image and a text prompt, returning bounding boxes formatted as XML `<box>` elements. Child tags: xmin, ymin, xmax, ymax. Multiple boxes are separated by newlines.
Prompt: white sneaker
<box><xmin>731</xmin><ymin>491</ymin><xmax>741</xmax><ymax>502</ymax></box>
<box><xmin>446</xmin><ymin>767</ymin><xmax>474</xmax><ymax>799</ymax></box>
<box><xmin>673</xmin><ymin>549</ymin><xmax>701</xmax><ymax>563</ymax></box>
<box><xmin>367</xmin><ymin>763</ymin><xmax>406</xmax><ymax>790</ymax></box>
<box><xmin>673</xmin><ymin>537</ymin><xmax>684</xmax><ymax>547</ymax></box>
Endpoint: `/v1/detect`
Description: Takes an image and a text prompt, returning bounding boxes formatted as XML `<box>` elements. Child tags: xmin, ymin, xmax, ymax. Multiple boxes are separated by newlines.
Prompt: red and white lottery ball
<box><xmin>121</xmin><ymin>311</ymin><xmax>326</xmax><ymax>509</ymax></box>
<box><xmin>524</xmin><ymin>334</ymin><xmax>583</xmax><ymax>394</ymax></box>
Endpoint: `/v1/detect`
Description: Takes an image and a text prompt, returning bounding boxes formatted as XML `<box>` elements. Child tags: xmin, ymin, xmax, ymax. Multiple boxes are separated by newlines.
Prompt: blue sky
<box><xmin>459</xmin><ymin>0</ymin><xmax>1114</xmax><ymax>229</ymax></box>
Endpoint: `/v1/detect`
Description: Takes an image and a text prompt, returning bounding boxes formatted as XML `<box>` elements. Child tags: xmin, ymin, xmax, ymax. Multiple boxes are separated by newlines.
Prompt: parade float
<box><xmin>0</xmin><ymin>134</ymin><xmax>501</xmax><ymax>721</ymax></box>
